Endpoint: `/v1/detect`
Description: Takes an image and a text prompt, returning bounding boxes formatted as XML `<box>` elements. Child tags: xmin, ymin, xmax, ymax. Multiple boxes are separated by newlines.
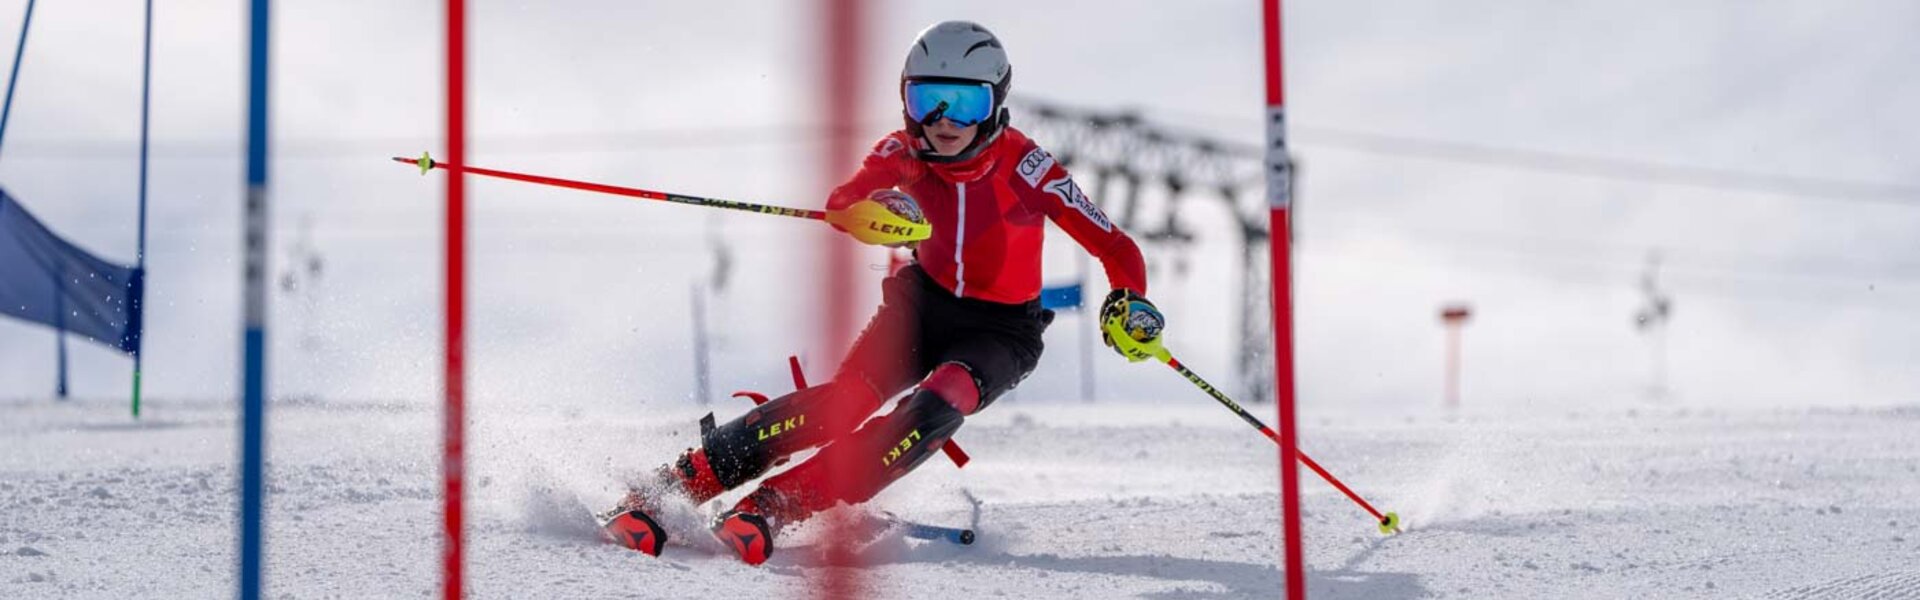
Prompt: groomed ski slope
<box><xmin>3</xmin><ymin>398</ymin><xmax>1918</xmax><ymax>599</ymax></box>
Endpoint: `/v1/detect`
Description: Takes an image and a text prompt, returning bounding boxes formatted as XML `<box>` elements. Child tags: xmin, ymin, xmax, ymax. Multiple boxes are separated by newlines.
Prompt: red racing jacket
<box><xmin>826</xmin><ymin>127</ymin><xmax>1148</xmax><ymax>305</ymax></box>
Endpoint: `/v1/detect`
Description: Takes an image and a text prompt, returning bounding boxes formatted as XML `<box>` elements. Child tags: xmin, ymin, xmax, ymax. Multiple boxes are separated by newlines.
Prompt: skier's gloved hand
<box><xmin>827</xmin><ymin>190</ymin><xmax>931</xmax><ymax>247</ymax></box>
<box><xmin>1100</xmin><ymin>289</ymin><xmax>1167</xmax><ymax>363</ymax></box>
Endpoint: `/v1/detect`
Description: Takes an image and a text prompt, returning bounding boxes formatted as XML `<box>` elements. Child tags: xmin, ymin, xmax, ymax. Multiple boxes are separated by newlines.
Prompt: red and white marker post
<box><xmin>1440</xmin><ymin>304</ymin><xmax>1473</xmax><ymax>412</ymax></box>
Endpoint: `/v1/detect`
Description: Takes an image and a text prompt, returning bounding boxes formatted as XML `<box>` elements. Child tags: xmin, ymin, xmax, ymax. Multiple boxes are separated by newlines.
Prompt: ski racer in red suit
<box><xmin>604</xmin><ymin>20</ymin><xmax>1169</xmax><ymax>566</ymax></box>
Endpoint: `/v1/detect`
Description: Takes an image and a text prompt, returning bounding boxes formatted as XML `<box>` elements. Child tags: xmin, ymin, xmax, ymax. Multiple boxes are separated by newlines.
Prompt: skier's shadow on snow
<box><xmin>71</xmin><ymin>419</ymin><xmax>201</xmax><ymax>432</ymax></box>
<box><xmin>963</xmin><ymin>551</ymin><xmax>1424</xmax><ymax>600</ymax></box>
<box><xmin>1305</xmin><ymin>535</ymin><xmax>1427</xmax><ymax>600</ymax></box>
<box><xmin>777</xmin><ymin>534</ymin><xmax>1425</xmax><ymax>599</ymax></box>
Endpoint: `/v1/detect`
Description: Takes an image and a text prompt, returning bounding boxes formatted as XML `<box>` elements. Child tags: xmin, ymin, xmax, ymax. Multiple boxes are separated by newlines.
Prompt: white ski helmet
<box><xmin>901</xmin><ymin>21</ymin><xmax>1012</xmax><ymax>163</ymax></box>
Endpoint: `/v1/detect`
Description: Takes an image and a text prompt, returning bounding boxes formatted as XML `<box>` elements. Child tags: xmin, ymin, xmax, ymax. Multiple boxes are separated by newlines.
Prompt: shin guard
<box><xmin>735</xmin><ymin>387</ymin><xmax>968</xmax><ymax>531</ymax></box>
<box><xmin>699</xmin><ymin>379</ymin><xmax>886</xmax><ymax>490</ymax></box>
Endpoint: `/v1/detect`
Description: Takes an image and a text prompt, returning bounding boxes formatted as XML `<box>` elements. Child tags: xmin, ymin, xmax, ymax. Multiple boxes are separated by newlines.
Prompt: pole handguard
<box><xmin>1099</xmin><ymin>290</ymin><xmax>1166</xmax><ymax>363</ymax></box>
<box><xmin>825</xmin><ymin>191</ymin><xmax>931</xmax><ymax>247</ymax></box>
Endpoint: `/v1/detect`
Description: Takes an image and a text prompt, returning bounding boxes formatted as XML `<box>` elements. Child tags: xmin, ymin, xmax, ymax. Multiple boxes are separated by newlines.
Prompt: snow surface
<box><xmin>3</xmin><ymin>398</ymin><xmax>1919</xmax><ymax>599</ymax></box>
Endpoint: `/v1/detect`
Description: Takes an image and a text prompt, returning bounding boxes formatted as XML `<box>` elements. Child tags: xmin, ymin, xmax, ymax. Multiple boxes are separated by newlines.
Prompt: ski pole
<box><xmin>391</xmin><ymin>152</ymin><xmax>827</xmax><ymax>221</ymax></box>
<box><xmin>1156</xmin><ymin>349</ymin><xmax>1402</xmax><ymax>534</ymax></box>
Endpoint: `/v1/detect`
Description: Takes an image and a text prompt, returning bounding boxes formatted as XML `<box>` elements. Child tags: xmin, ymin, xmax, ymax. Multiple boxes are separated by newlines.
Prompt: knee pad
<box><xmin>920</xmin><ymin>362</ymin><xmax>982</xmax><ymax>415</ymax></box>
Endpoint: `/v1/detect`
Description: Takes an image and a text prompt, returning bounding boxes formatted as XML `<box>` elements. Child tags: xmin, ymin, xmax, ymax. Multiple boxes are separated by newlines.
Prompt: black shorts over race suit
<box><xmin>837</xmin><ymin>263</ymin><xmax>1054</xmax><ymax>412</ymax></box>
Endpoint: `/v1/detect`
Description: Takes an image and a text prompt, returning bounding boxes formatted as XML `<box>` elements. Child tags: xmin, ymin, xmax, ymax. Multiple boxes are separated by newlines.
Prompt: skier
<box><xmin>604</xmin><ymin>20</ymin><xmax>1168</xmax><ymax>566</ymax></box>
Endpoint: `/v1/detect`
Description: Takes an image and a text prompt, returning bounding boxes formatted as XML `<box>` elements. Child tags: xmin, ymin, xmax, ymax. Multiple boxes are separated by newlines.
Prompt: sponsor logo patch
<box><xmin>756</xmin><ymin>414</ymin><xmax>806</xmax><ymax>441</ymax></box>
<box><xmin>875</xmin><ymin>137</ymin><xmax>905</xmax><ymax>158</ymax></box>
<box><xmin>883</xmin><ymin>429</ymin><xmax>924</xmax><ymax>467</ymax></box>
<box><xmin>1044</xmin><ymin>177</ymin><xmax>1113</xmax><ymax>232</ymax></box>
<box><xmin>1016</xmin><ymin>147</ymin><xmax>1056</xmax><ymax>187</ymax></box>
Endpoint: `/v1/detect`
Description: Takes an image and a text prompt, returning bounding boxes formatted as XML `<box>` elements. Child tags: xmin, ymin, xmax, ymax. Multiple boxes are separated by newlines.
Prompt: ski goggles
<box><xmin>904</xmin><ymin>81</ymin><xmax>995</xmax><ymax>127</ymax></box>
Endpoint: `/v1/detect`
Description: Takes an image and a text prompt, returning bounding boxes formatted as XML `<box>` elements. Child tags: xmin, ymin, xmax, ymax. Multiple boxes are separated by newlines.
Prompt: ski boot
<box><xmin>602</xmin><ymin>447</ymin><xmax>727</xmax><ymax>556</ymax></box>
<box><xmin>711</xmin><ymin>487</ymin><xmax>812</xmax><ymax>566</ymax></box>
<box><xmin>602</xmin><ymin>507</ymin><xmax>669</xmax><ymax>557</ymax></box>
<box><xmin>711</xmin><ymin>385</ymin><xmax>972</xmax><ymax>565</ymax></box>
<box><xmin>713</xmin><ymin>509</ymin><xmax>777</xmax><ymax>566</ymax></box>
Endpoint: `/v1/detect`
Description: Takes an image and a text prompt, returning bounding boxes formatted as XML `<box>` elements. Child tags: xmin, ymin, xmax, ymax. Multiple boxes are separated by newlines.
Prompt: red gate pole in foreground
<box><xmin>443</xmin><ymin>0</ymin><xmax>468</xmax><ymax>597</ymax></box>
<box><xmin>815</xmin><ymin>0</ymin><xmax>868</xmax><ymax>598</ymax></box>
<box><xmin>1261</xmin><ymin>0</ymin><xmax>1307</xmax><ymax>597</ymax></box>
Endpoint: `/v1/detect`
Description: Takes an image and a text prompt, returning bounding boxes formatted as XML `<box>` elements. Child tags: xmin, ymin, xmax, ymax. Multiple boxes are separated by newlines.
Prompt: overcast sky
<box><xmin>0</xmin><ymin>0</ymin><xmax>1915</xmax><ymax>416</ymax></box>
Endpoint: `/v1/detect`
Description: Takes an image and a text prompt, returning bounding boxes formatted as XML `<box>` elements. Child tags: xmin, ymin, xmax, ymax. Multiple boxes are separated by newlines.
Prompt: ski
<box><xmin>602</xmin><ymin>507</ymin><xmax>977</xmax><ymax>561</ymax></box>
<box><xmin>881</xmin><ymin>512</ymin><xmax>975</xmax><ymax>545</ymax></box>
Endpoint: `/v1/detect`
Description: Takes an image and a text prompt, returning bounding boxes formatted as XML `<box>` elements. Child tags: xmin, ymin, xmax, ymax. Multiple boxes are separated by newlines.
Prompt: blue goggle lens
<box><xmin>904</xmin><ymin>81</ymin><xmax>994</xmax><ymax>127</ymax></box>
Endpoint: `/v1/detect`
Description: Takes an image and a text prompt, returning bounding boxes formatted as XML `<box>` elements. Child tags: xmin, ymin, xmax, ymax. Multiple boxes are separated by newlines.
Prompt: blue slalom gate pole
<box><xmin>0</xmin><ymin>0</ymin><xmax>33</xmax><ymax>158</ymax></box>
<box><xmin>54</xmin><ymin>277</ymin><xmax>66</xmax><ymax>398</ymax></box>
<box><xmin>239</xmin><ymin>0</ymin><xmax>271</xmax><ymax>598</ymax></box>
<box><xmin>6</xmin><ymin>0</ymin><xmax>40</xmax><ymax>391</ymax></box>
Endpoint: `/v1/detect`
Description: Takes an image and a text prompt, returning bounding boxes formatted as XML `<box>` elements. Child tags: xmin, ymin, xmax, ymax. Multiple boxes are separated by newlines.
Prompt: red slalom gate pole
<box><xmin>442</xmin><ymin>1</ymin><xmax>467</xmax><ymax>598</ymax></box>
<box><xmin>1159</xmin><ymin>355</ymin><xmax>1400</xmax><ymax>533</ymax></box>
<box><xmin>815</xmin><ymin>0</ymin><xmax>868</xmax><ymax>598</ymax></box>
<box><xmin>393</xmin><ymin>154</ymin><xmax>828</xmax><ymax>221</ymax></box>
<box><xmin>1261</xmin><ymin>0</ymin><xmax>1307</xmax><ymax>596</ymax></box>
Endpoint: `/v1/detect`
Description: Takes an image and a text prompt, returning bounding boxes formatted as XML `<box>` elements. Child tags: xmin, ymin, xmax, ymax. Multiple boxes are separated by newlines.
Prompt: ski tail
<box><xmin>881</xmin><ymin>512</ymin><xmax>974</xmax><ymax>545</ymax></box>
